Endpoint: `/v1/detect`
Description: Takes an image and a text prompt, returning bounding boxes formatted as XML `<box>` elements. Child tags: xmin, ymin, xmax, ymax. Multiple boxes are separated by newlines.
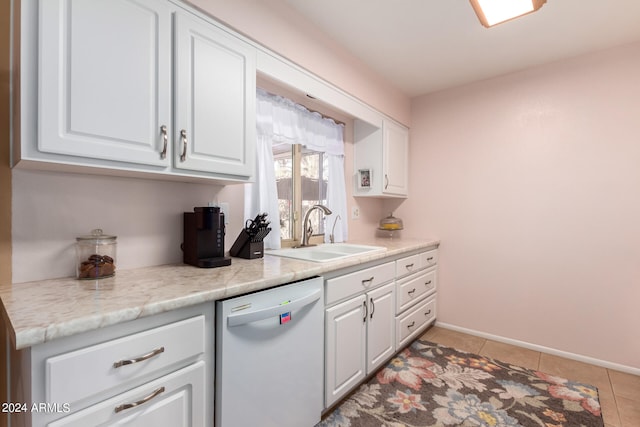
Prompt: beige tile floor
<box><xmin>420</xmin><ymin>326</ymin><xmax>640</xmax><ymax>427</ymax></box>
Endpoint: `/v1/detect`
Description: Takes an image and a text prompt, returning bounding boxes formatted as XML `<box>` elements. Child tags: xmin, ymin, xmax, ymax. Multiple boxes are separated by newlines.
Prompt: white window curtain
<box><xmin>245</xmin><ymin>89</ymin><xmax>348</xmax><ymax>250</ymax></box>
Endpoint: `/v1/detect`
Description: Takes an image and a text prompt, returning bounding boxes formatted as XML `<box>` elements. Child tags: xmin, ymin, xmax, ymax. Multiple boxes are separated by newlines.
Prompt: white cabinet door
<box><xmin>382</xmin><ymin>120</ymin><xmax>409</xmax><ymax>196</ymax></box>
<box><xmin>354</xmin><ymin>118</ymin><xmax>408</xmax><ymax>198</ymax></box>
<box><xmin>48</xmin><ymin>361</ymin><xmax>206</xmax><ymax>427</ymax></box>
<box><xmin>38</xmin><ymin>0</ymin><xmax>172</xmax><ymax>167</ymax></box>
<box><xmin>174</xmin><ymin>11</ymin><xmax>256</xmax><ymax>178</ymax></box>
<box><xmin>366</xmin><ymin>282</ymin><xmax>396</xmax><ymax>373</ymax></box>
<box><xmin>325</xmin><ymin>295</ymin><xmax>367</xmax><ymax>407</ymax></box>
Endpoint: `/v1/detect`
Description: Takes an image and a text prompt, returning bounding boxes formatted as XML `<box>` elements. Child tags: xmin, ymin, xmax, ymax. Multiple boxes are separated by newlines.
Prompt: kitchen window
<box><xmin>247</xmin><ymin>88</ymin><xmax>347</xmax><ymax>250</ymax></box>
<box><xmin>274</xmin><ymin>144</ymin><xmax>328</xmax><ymax>246</ymax></box>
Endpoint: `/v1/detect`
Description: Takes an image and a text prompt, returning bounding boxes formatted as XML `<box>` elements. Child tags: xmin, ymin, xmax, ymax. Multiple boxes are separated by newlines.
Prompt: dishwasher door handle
<box><xmin>227</xmin><ymin>288</ymin><xmax>321</xmax><ymax>327</ymax></box>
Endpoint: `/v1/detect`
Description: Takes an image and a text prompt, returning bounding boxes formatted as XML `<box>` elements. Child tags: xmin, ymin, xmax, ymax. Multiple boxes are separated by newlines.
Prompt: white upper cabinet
<box><xmin>18</xmin><ymin>0</ymin><xmax>256</xmax><ymax>184</ymax></box>
<box><xmin>38</xmin><ymin>0</ymin><xmax>173</xmax><ymax>167</ymax></box>
<box><xmin>173</xmin><ymin>11</ymin><xmax>255</xmax><ymax>178</ymax></box>
<box><xmin>354</xmin><ymin>118</ymin><xmax>409</xmax><ymax>198</ymax></box>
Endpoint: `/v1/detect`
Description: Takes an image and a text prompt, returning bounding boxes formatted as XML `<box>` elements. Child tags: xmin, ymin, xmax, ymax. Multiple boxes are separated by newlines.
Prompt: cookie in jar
<box><xmin>76</xmin><ymin>229</ymin><xmax>117</xmax><ymax>279</ymax></box>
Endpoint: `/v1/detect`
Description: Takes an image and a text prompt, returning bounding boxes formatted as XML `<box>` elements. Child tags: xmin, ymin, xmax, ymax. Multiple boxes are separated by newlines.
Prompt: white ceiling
<box><xmin>281</xmin><ymin>0</ymin><xmax>640</xmax><ymax>97</ymax></box>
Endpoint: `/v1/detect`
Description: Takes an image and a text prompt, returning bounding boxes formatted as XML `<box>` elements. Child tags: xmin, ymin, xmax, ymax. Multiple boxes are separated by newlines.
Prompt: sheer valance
<box><xmin>246</xmin><ymin>89</ymin><xmax>348</xmax><ymax>249</ymax></box>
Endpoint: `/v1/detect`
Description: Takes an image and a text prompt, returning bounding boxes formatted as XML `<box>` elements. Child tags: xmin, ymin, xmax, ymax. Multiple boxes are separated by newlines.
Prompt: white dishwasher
<box><xmin>215</xmin><ymin>276</ymin><xmax>324</xmax><ymax>427</ymax></box>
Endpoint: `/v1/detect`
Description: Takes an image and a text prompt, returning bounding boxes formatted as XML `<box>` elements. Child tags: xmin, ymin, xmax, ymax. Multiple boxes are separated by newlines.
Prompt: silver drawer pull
<box><xmin>114</xmin><ymin>386</ymin><xmax>165</xmax><ymax>413</ymax></box>
<box><xmin>405</xmin><ymin>263</ymin><xmax>414</xmax><ymax>270</ymax></box>
<box><xmin>407</xmin><ymin>288</ymin><xmax>416</xmax><ymax>295</ymax></box>
<box><xmin>426</xmin><ymin>257</ymin><xmax>434</xmax><ymax>261</ymax></box>
<box><xmin>179</xmin><ymin>129</ymin><xmax>188</xmax><ymax>161</ymax></box>
<box><xmin>425</xmin><ymin>309</ymin><xmax>432</xmax><ymax>316</ymax></box>
<box><xmin>407</xmin><ymin>321</ymin><xmax>415</xmax><ymax>328</ymax></box>
<box><xmin>160</xmin><ymin>125</ymin><xmax>168</xmax><ymax>159</ymax></box>
<box><xmin>113</xmin><ymin>347</ymin><xmax>165</xmax><ymax>368</ymax></box>
<box><xmin>425</xmin><ymin>280</ymin><xmax>432</xmax><ymax>286</ymax></box>
<box><xmin>361</xmin><ymin>276</ymin><xmax>374</xmax><ymax>286</ymax></box>
<box><xmin>362</xmin><ymin>300</ymin><xmax>368</xmax><ymax>323</ymax></box>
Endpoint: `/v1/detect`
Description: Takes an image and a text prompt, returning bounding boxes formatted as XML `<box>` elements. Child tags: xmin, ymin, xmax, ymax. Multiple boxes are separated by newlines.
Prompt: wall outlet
<box><xmin>351</xmin><ymin>206</ymin><xmax>360</xmax><ymax>220</ymax></box>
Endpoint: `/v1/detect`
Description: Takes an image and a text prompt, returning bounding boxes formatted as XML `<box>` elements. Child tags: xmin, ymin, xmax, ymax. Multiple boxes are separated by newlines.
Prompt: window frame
<box><xmin>277</xmin><ymin>144</ymin><xmax>327</xmax><ymax>248</ymax></box>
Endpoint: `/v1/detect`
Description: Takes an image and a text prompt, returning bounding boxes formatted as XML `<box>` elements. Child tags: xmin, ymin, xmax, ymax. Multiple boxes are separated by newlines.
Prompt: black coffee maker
<box><xmin>182</xmin><ymin>207</ymin><xmax>232</xmax><ymax>268</ymax></box>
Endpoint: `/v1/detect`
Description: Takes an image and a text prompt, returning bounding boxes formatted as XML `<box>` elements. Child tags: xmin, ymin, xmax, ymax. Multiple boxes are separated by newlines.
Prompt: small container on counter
<box><xmin>378</xmin><ymin>213</ymin><xmax>404</xmax><ymax>231</ymax></box>
<box><xmin>76</xmin><ymin>229</ymin><xmax>117</xmax><ymax>279</ymax></box>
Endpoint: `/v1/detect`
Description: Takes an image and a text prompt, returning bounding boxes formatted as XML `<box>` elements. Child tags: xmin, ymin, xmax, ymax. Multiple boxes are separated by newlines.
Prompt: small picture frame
<box><xmin>358</xmin><ymin>169</ymin><xmax>371</xmax><ymax>189</ymax></box>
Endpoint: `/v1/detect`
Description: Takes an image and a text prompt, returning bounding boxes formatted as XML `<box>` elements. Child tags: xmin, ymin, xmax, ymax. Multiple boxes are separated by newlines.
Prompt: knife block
<box><xmin>230</xmin><ymin>229</ymin><xmax>265</xmax><ymax>259</ymax></box>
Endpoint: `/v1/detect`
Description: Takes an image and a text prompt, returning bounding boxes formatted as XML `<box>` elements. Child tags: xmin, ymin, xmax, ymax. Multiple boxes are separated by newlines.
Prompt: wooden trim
<box><xmin>0</xmin><ymin>0</ymin><xmax>15</xmax><ymax>425</ymax></box>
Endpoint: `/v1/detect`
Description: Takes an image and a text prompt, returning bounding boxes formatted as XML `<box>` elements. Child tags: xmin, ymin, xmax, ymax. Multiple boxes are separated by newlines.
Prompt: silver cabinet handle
<box><xmin>405</xmin><ymin>263</ymin><xmax>414</xmax><ymax>270</ymax></box>
<box><xmin>160</xmin><ymin>125</ymin><xmax>168</xmax><ymax>159</ymax></box>
<box><xmin>407</xmin><ymin>321</ymin><xmax>415</xmax><ymax>328</ymax></box>
<box><xmin>113</xmin><ymin>347</ymin><xmax>165</xmax><ymax>368</ymax></box>
<box><xmin>424</xmin><ymin>309</ymin><xmax>432</xmax><ymax>316</ymax></box>
<box><xmin>114</xmin><ymin>386</ymin><xmax>165</xmax><ymax>413</ymax></box>
<box><xmin>361</xmin><ymin>276</ymin><xmax>374</xmax><ymax>286</ymax></box>
<box><xmin>179</xmin><ymin>129</ymin><xmax>187</xmax><ymax>162</ymax></box>
<box><xmin>407</xmin><ymin>288</ymin><xmax>416</xmax><ymax>295</ymax></box>
<box><xmin>370</xmin><ymin>298</ymin><xmax>375</xmax><ymax>319</ymax></box>
<box><xmin>426</xmin><ymin>257</ymin><xmax>434</xmax><ymax>261</ymax></box>
<box><xmin>384</xmin><ymin>174</ymin><xmax>389</xmax><ymax>189</ymax></box>
<box><xmin>425</xmin><ymin>280</ymin><xmax>432</xmax><ymax>286</ymax></box>
<box><xmin>362</xmin><ymin>300</ymin><xmax>368</xmax><ymax>323</ymax></box>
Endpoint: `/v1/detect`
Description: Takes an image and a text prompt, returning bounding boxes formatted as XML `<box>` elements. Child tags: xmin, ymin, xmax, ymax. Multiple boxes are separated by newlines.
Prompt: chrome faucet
<box><xmin>300</xmin><ymin>204</ymin><xmax>332</xmax><ymax>247</ymax></box>
<box><xmin>330</xmin><ymin>214</ymin><xmax>341</xmax><ymax>243</ymax></box>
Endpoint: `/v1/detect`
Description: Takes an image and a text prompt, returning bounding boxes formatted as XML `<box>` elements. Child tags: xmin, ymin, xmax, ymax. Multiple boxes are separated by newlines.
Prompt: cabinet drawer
<box><xmin>49</xmin><ymin>361</ymin><xmax>206</xmax><ymax>427</ymax></box>
<box><xmin>396</xmin><ymin>267</ymin><xmax>437</xmax><ymax>313</ymax></box>
<box><xmin>395</xmin><ymin>254</ymin><xmax>421</xmax><ymax>278</ymax></box>
<box><xmin>46</xmin><ymin>315</ymin><xmax>205</xmax><ymax>405</ymax></box>
<box><xmin>396</xmin><ymin>296</ymin><xmax>436</xmax><ymax>349</ymax></box>
<box><xmin>326</xmin><ymin>261</ymin><xmax>395</xmax><ymax>305</ymax></box>
<box><xmin>420</xmin><ymin>249</ymin><xmax>438</xmax><ymax>269</ymax></box>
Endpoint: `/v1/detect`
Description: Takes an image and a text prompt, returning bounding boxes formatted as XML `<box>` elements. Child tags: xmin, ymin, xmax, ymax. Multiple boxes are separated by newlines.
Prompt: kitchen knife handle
<box><xmin>160</xmin><ymin>125</ymin><xmax>168</xmax><ymax>159</ymax></box>
<box><xmin>179</xmin><ymin>129</ymin><xmax>187</xmax><ymax>162</ymax></box>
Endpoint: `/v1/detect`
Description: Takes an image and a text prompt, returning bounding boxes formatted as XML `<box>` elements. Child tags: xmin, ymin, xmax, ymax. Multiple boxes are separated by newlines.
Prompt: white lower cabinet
<box><xmin>324</xmin><ymin>248</ymin><xmax>439</xmax><ymax>410</ymax></box>
<box><xmin>394</xmin><ymin>251</ymin><xmax>438</xmax><ymax>349</ymax></box>
<box><xmin>366</xmin><ymin>283</ymin><xmax>396</xmax><ymax>373</ymax></box>
<box><xmin>325</xmin><ymin>281</ymin><xmax>395</xmax><ymax>408</ymax></box>
<box><xmin>325</xmin><ymin>294</ymin><xmax>366</xmax><ymax>408</ymax></box>
<box><xmin>13</xmin><ymin>303</ymin><xmax>214</xmax><ymax>427</ymax></box>
<box><xmin>48</xmin><ymin>361</ymin><xmax>205</xmax><ymax>427</ymax></box>
<box><xmin>396</xmin><ymin>295</ymin><xmax>437</xmax><ymax>349</ymax></box>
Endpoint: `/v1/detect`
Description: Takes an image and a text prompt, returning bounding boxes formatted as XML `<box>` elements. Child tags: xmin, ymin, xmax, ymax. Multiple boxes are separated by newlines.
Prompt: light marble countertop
<box><xmin>0</xmin><ymin>238</ymin><xmax>439</xmax><ymax>350</ymax></box>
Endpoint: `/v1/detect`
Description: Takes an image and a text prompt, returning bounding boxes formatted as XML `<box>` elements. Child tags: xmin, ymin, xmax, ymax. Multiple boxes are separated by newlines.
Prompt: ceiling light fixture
<box><xmin>470</xmin><ymin>0</ymin><xmax>547</xmax><ymax>27</ymax></box>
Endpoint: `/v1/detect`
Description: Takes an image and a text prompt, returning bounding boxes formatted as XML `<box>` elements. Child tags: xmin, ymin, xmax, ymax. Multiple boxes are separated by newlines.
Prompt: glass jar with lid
<box><xmin>76</xmin><ymin>229</ymin><xmax>117</xmax><ymax>279</ymax></box>
<box><xmin>378</xmin><ymin>213</ymin><xmax>404</xmax><ymax>231</ymax></box>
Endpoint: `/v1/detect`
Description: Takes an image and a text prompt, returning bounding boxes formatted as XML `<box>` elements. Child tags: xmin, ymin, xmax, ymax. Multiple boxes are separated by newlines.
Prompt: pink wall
<box><xmin>397</xmin><ymin>42</ymin><xmax>640</xmax><ymax>369</ymax></box>
<box><xmin>185</xmin><ymin>0</ymin><xmax>411</xmax><ymax>126</ymax></box>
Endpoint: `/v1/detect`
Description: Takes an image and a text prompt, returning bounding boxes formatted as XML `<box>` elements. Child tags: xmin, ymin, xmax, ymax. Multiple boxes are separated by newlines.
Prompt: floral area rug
<box><xmin>317</xmin><ymin>339</ymin><xmax>604</xmax><ymax>427</ymax></box>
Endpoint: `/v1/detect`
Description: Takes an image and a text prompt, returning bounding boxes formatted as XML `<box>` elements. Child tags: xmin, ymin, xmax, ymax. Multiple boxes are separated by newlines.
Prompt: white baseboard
<box><xmin>435</xmin><ymin>322</ymin><xmax>640</xmax><ymax>376</ymax></box>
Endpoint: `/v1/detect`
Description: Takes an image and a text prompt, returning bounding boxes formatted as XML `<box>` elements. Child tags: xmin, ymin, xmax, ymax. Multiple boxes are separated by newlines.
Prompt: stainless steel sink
<box><xmin>267</xmin><ymin>243</ymin><xmax>386</xmax><ymax>263</ymax></box>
